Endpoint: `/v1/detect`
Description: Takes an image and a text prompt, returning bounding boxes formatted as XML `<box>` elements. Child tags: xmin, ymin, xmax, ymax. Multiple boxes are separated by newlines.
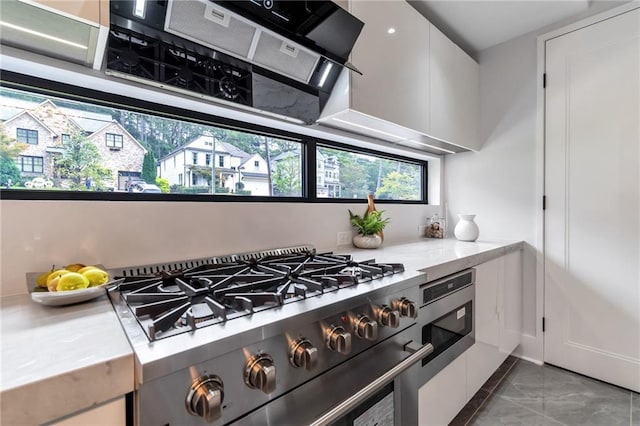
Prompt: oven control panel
<box><xmin>137</xmin><ymin>285</ymin><xmax>421</xmax><ymax>426</ymax></box>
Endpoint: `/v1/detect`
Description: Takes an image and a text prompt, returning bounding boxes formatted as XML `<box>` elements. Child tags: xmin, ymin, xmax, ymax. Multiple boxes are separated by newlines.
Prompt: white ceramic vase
<box><xmin>454</xmin><ymin>214</ymin><xmax>479</xmax><ymax>242</ymax></box>
<box><xmin>353</xmin><ymin>234</ymin><xmax>383</xmax><ymax>249</ymax></box>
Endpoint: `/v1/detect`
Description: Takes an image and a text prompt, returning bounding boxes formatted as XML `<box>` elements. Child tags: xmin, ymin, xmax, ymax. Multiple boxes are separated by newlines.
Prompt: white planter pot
<box><xmin>454</xmin><ymin>214</ymin><xmax>479</xmax><ymax>242</ymax></box>
<box><xmin>353</xmin><ymin>234</ymin><xmax>383</xmax><ymax>249</ymax></box>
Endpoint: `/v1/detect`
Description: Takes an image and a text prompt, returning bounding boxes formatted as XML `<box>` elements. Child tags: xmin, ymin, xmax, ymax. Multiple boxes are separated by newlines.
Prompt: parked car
<box><xmin>126</xmin><ymin>179</ymin><xmax>146</xmax><ymax>192</ymax></box>
<box><xmin>130</xmin><ymin>183</ymin><xmax>162</xmax><ymax>193</ymax></box>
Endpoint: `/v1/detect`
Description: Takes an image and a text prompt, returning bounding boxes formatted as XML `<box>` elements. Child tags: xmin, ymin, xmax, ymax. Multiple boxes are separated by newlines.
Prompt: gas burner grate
<box><xmin>108</xmin><ymin>246</ymin><xmax>404</xmax><ymax>341</ymax></box>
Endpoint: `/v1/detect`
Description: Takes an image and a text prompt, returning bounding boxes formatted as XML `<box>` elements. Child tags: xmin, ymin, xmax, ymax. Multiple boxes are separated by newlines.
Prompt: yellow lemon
<box><xmin>36</xmin><ymin>272</ymin><xmax>51</xmax><ymax>288</ymax></box>
<box><xmin>65</xmin><ymin>263</ymin><xmax>86</xmax><ymax>272</ymax></box>
<box><xmin>46</xmin><ymin>269</ymin><xmax>70</xmax><ymax>286</ymax></box>
<box><xmin>77</xmin><ymin>266</ymin><xmax>99</xmax><ymax>274</ymax></box>
<box><xmin>82</xmin><ymin>269</ymin><xmax>109</xmax><ymax>287</ymax></box>
<box><xmin>46</xmin><ymin>269</ymin><xmax>71</xmax><ymax>292</ymax></box>
<box><xmin>56</xmin><ymin>272</ymin><xmax>90</xmax><ymax>292</ymax></box>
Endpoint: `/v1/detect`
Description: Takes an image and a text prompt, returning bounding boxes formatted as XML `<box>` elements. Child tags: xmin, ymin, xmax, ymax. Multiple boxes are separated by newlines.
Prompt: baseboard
<box><xmin>514</xmin><ymin>333</ymin><xmax>543</xmax><ymax>364</ymax></box>
<box><xmin>513</xmin><ymin>354</ymin><xmax>544</xmax><ymax>366</ymax></box>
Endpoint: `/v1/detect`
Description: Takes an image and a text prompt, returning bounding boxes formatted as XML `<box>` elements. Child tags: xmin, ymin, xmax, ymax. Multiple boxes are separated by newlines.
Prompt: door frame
<box><xmin>534</xmin><ymin>0</ymin><xmax>640</xmax><ymax>364</ymax></box>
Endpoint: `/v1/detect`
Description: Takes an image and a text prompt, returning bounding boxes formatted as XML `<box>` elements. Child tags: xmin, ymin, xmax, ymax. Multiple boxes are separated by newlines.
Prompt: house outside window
<box><xmin>19</xmin><ymin>156</ymin><xmax>43</xmax><ymax>173</ymax></box>
<box><xmin>0</xmin><ymin>85</ymin><xmax>426</xmax><ymax>201</ymax></box>
<box><xmin>192</xmin><ymin>152</ymin><xmax>198</xmax><ymax>165</ymax></box>
<box><xmin>17</xmin><ymin>128</ymin><xmax>38</xmax><ymax>144</ymax></box>
<box><xmin>105</xmin><ymin>133</ymin><xmax>124</xmax><ymax>149</ymax></box>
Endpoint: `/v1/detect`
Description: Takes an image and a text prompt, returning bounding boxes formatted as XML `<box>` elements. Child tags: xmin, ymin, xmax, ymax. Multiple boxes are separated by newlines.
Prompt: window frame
<box><xmin>105</xmin><ymin>133</ymin><xmax>124</xmax><ymax>149</ymax></box>
<box><xmin>19</xmin><ymin>155</ymin><xmax>44</xmax><ymax>173</ymax></box>
<box><xmin>0</xmin><ymin>71</ymin><xmax>428</xmax><ymax>204</ymax></box>
<box><xmin>17</xmin><ymin>128</ymin><xmax>38</xmax><ymax>145</ymax></box>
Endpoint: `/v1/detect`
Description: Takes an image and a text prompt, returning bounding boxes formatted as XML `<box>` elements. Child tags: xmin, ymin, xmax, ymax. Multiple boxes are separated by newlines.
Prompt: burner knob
<box><xmin>244</xmin><ymin>354</ymin><xmax>276</xmax><ymax>394</ymax></box>
<box><xmin>354</xmin><ymin>314</ymin><xmax>379</xmax><ymax>341</ymax></box>
<box><xmin>375</xmin><ymin>305</ymin><xmax>400</xmax><ymax>328</ymax></box>
<box><xmin>289</xmin><ymin>338</ymin><xmax>318</xmax><ymax>371</ymax></box>
<box><xmin>325</xmin><ymin>325</ymin><xmax>352</xmax><ymax>355</ymax></box>
<box><xmin>392</xmin><ymin>297</ymin><xmax>418</xmax><ymax>319</ymax></box>
<box><xmin>185</xmin><ymin>375</ymin><xmax>224</xmax><ymax>423</ymax></box>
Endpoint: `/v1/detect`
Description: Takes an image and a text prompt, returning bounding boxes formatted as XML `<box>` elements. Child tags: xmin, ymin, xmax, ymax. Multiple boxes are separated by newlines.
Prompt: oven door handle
<box><xmin>309</xmin><ymin>341</ymin><xmax>434</xmax><ymax>426</ymax></box>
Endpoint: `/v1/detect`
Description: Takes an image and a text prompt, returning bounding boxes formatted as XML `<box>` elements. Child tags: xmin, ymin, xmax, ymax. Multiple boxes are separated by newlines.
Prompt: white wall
<box><xmin>0</xmin><ymin>200</ymin><xmax>437</xmax><ymax>296</ymax></box>
<box><xmin>444</xmin><ymin>32</ymin><xmax>540</xmax><ymax>361</ymax></box>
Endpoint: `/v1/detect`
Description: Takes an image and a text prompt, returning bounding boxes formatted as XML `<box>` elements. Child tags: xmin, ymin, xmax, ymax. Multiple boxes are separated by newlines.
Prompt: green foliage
<box><xmin>142</xmin><ymin>152</ymin><xmax>157</xmax><ymax>183</ymax></box>
<box><xmin>376</xmin><ymin>171</ymin><xmax>421</xmax><ymax>200</ymax></box>
<box><xmin>55</xmin><ymin>129</ymin><xmax>111</xmax><ymax>190</ymax></box>
<box><xmin>272</xmin><ymin>155</ymin><xmax>301</xmax><ymax>196</ymax></box>
<box><xmin>155</xmin><ymin>177</ymin><xmax>170</xmax><ymax>193</ymax></box>
<box><xmin>0</xmin><ymin>156</ymin><xmax>23</xmax><ymax>187</ymax></box>
<box><xmin>348</xmin><ymin>210</ymin><xmax>390</xmax><ymax>236</ymax></box>
<box><xmin>0</xmin><ymin>123</ymin><xmax>26</xmax><ymax>186</ymax></box>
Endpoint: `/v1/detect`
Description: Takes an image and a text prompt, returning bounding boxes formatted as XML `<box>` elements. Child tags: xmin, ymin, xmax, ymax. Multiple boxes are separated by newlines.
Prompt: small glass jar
<box><xmin>425</xmin><ymin>214</ymin><xmax>445</xmax><ymax>238</ymax></box>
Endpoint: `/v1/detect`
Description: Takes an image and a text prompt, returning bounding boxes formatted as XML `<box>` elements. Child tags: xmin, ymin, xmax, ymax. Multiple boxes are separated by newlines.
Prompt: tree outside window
<box><xmin>0</xmin><ymin>124</ymin><xmax>27</xmax><ymax>186</ymax></box>
<box><xmin>56</xmin><ymin>130</ymin><xmax>112</xmax><ymax>190</ymax></box>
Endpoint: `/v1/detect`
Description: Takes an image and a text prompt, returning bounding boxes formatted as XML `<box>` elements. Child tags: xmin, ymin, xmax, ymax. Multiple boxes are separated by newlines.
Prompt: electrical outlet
<box><xmin>337</xmin><ymin>231</ymin><xmax>352</xmax><ymax>246</ymax></box>
<box><xmin>418</xmin><ymin>225</ymin><xmax>428</xmax><ymax>236</ymax></box>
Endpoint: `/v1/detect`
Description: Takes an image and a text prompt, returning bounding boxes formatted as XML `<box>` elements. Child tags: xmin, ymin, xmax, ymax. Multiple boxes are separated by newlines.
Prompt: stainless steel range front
<box><xmin>106</xmin><ymin>246</ymin><xmax>428</xmax><ymax>425</ymax></box>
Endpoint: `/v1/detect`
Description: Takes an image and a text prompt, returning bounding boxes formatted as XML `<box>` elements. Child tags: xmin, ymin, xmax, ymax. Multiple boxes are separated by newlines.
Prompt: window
<box><xmin>0</xmin><ymin>84</ymin><xmax>425</xmax><ymax>201</ymax></box>
<box><xmin>20</xmin><ymin>156</ymin><xmax>44</xmax><ymax>173</ymax></box>
<box><xmin>317</xmin><ymin>146</ymin><xmax>423</xmax><ymax>201</ymax></box>
<box><xmin>105</xmin><ymin>133</ymin><xmax>124</xmax><ymax>149</ymax></box>
<box><xmin>17</xmin><ymin>128</ymin><xmax>38</xmax><ymax>144</ymax></box>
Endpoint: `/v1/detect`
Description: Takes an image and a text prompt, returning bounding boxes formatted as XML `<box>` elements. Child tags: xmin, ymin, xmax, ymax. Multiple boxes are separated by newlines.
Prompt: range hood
<box><xmin>105</xmin><ymin>0</ymin><xmax>364</xmax><ymax>125</ymax></box>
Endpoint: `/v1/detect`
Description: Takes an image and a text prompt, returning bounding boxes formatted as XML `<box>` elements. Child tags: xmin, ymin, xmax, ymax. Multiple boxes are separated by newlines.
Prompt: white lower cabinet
<box><xmin>418</xmin><ymin>352</ymin><xmax>469</xmax><ymax>426</ymax></box>
<box><xmin>49</xmin><ymin>396</ymin><xmax>126</xmax><ymax>426</ymax></box>
<box><xmin>467</xmin><ymin>250</ymin><xmax>522</xmax><ymax>397</ymax></box>
<box><xmin>418</xmin><ymin>251</ymin><xmax>523</xmax><ymax>424</ymax></box>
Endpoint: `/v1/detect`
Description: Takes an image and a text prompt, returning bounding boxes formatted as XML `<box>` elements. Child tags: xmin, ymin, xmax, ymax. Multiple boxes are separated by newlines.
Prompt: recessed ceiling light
<box><xmin>387</xmin><ymin>28</ymin><xmax>396</xmax><ymax>34</ymax></box>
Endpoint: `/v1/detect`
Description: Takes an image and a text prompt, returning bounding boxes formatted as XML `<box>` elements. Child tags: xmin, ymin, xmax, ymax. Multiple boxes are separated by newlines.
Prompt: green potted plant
<box><xmin>348</xmin><ymin>209</ymin><xmax>390</xmax><ymax>249</ymax></box>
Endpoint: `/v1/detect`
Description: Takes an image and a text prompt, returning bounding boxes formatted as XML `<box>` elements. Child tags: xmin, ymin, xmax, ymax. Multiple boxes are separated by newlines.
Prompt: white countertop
<box><xmin>0</xmin><ymin>293</ymin><xmax>134</xmax><ymax>426</ymax></box>
<box><xmin>345</xmin><ymin>238</ymin><xmax>523</xmax><ymax>281</ymax></box>
<box><xmin>0</xmin><ymin>238</ymin><xmax>521</xmax><ymax>425</ymax></box>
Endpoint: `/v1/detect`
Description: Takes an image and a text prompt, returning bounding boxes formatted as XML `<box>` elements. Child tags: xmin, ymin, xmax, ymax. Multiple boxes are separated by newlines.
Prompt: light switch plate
<box><xmin>337</xmin><ymin>231</ymin><xmax>352</xmax><ymax>246</ymax></box>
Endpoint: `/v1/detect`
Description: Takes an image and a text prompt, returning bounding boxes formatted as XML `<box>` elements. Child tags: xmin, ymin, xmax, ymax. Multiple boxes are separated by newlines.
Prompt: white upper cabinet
<box><xmin>429</xmin><ymin>25</ymin><xmax>481</xmax><ymax>151</ymax></box>
<box><xmin>318</xmin><ymin>1</ymin><xmax>480</xmax><ymax>154</ymax></box>
<box><xmin>30</xmin><ymin>0</ymin><xmax>108</xmax><ymax>26</ymax></box>
<box><xmin>0</xmin><ymin>0</ymin><xmax>108</xmax><ymax>69</ymax></box>
<box><xmin>350</xmin><ymin>0</ymin><xmax>430</xmax><ymax>135</ymax></box>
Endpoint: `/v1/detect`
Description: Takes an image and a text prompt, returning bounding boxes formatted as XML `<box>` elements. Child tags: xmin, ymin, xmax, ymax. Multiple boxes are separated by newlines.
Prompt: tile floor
<box><xmin>451</xmin><ymin>357</ymin><xmax>640</xmax><ymax>426</ymax></box>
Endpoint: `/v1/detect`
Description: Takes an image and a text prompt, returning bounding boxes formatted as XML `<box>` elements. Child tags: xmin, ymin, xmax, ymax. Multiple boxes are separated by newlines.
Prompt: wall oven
<box><xmin>400</xmin><ymin>269</ymin><xmax>475</xmax><ymax>425</ymax></box>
